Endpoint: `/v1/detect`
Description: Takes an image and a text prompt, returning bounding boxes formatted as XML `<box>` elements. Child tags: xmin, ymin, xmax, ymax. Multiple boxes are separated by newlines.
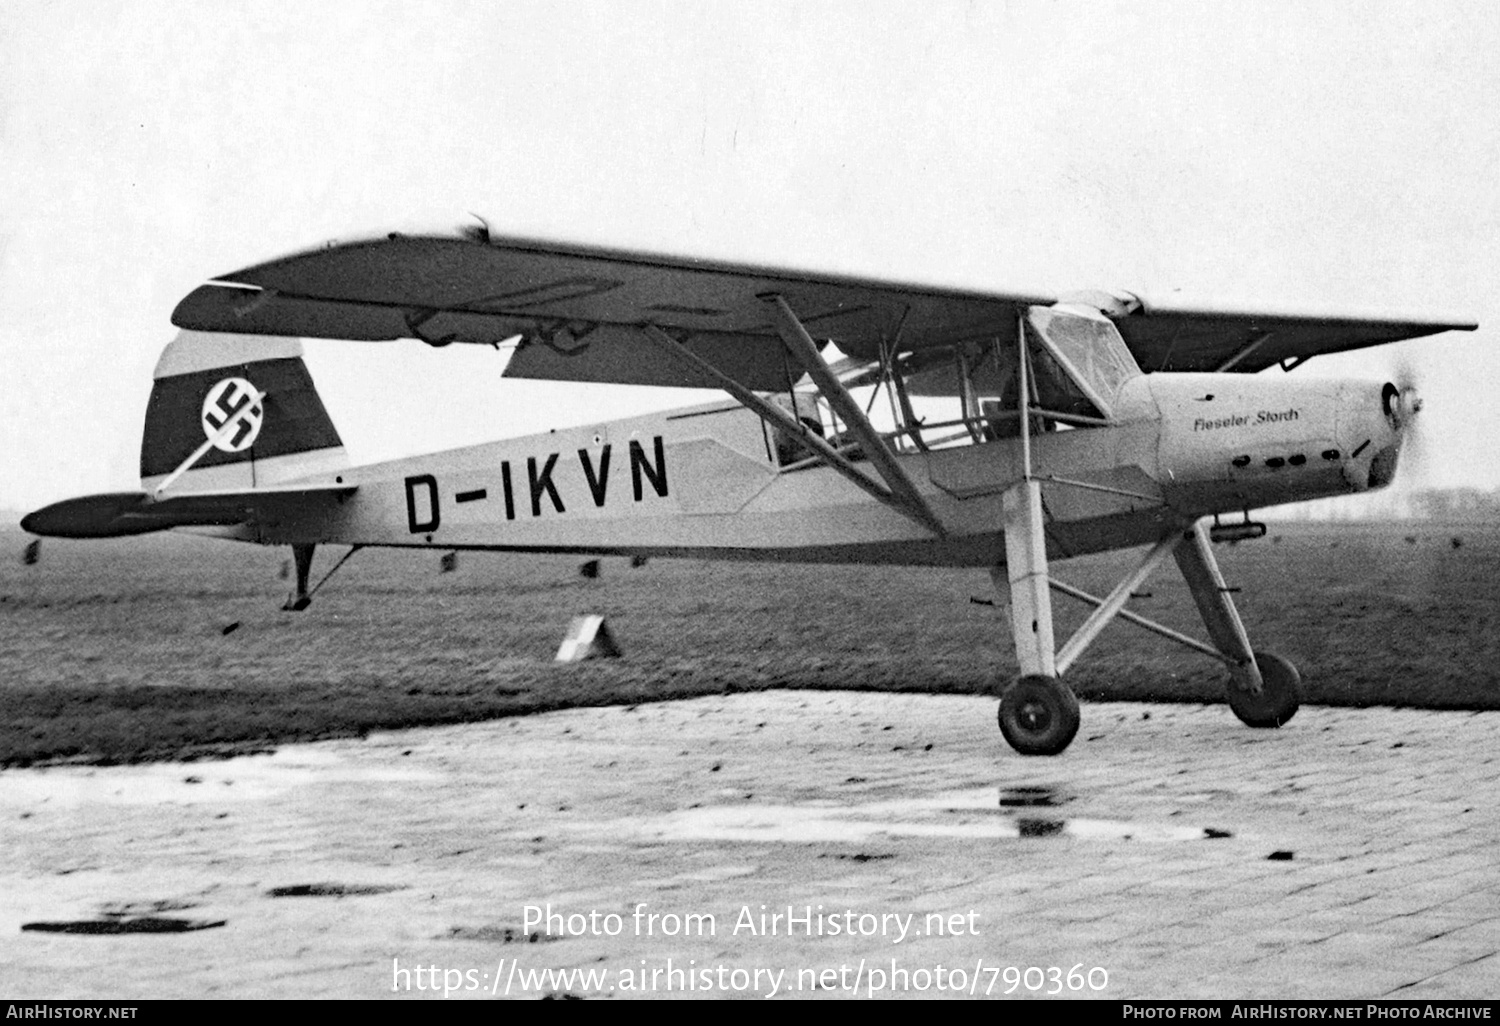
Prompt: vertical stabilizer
<box><xmin>140</xmin><ymin>331</ymin><xmax>347</xmax><ymax>493</ymax></box>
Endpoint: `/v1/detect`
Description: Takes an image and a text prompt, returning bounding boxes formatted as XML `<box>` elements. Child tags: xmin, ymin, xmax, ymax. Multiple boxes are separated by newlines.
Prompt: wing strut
<box><xmin>1214</xmin><ymin>332</ymin><xmax>1274</xmax><ymax>373</ymax></box>
<box><xmin>638</xmin><ymin>323</ymin><xmax>944</xmax><ymax>535</ymax></box>
<box><xmin>639</xmin><ymin>325</ymin><xmax>898</xmax><ymax>508</ymax></box>
<box><xmin>759</xmin><ymin>295</ymin><xmax>946</xmax><ymax>536</ymax></box>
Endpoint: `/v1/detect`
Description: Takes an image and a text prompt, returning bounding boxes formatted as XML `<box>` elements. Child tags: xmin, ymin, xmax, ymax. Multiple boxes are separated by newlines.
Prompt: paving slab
<box><xmin>2</xmin><ymin>694</ymin><xmax>1498</xmax><ymax>1000</ymax></box>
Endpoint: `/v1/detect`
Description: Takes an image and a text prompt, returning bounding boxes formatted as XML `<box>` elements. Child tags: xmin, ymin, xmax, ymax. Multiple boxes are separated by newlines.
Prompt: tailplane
<box><xmin>22</xmin><ymin>332</ymin><xmax>352</xmax><ymax>538</ymax></box>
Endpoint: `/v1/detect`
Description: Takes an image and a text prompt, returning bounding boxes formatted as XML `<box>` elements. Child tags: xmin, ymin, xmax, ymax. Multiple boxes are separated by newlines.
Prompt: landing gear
<box><xmin>987</xmin><ymin>311</ymin><xmax>1297</xmax><ymax>754</ymax></box>
<box><xmin>992</xmin><ymin>511</ymin><xmax>1302</xmax><ymax>755</ymax></box>
<box><xmin>280</xmin><ymin>543</ymin><xmax>362</xmax><ymax>612</ymax></box>
<box><xmin>1227</xmin><ymin>651</ymin><xmax>1300</xmax><ymax>728</ymax></box>
<box><xmin>998</xmin><ymin>676</ymin><xmax>1081</xmax><ymax>756</ymax></box>
<box><xmin>1175</xmin><ymin>527</ymin><xmax>1297</xmax><ymax>731</ymax></box>
<box><xmin>283</xmin><ymin>543</ymin><xmax>315</xmax><ymax>611</ymax></box>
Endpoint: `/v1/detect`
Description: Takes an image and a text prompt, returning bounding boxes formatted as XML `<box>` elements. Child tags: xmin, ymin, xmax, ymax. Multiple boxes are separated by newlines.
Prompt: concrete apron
<box><xmin>3</xmin><ymin>693</ymin><xmax>1497</xmax><ymax>1000</ymax></box>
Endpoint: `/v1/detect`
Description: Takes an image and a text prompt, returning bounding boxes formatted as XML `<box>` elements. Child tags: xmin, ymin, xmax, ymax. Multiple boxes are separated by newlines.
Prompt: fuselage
<box><xmin>239</xmin><ymin>370</ymin><xmax>1408</xmax><ymax>567</ymax></box>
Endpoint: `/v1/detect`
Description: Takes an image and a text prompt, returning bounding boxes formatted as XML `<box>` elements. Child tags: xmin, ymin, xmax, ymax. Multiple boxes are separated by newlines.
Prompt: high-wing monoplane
<box><xmin>23</xmin><ymin>226</ymin><xmax>1477</xmax><ymax>754</ymax></box>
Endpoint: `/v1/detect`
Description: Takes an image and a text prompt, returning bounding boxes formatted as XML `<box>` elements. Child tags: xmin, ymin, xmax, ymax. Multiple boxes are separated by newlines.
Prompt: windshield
<box><xmin>1026</xmin><ymin>305</ymin><xmax>1142</xmax><ymax>416</ymax></box>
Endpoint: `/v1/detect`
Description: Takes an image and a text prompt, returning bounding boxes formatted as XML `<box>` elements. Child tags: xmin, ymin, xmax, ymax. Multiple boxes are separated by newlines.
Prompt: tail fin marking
<box><xmin>139</xmin><ymin>331</ymin><xmax>346</xmax><ymax>491</ymax></box>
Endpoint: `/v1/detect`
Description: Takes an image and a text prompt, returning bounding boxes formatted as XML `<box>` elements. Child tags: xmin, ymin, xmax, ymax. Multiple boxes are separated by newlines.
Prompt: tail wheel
<box><xmin>998</xmin><ymin>675</ymin><xmax>1081</xmax><ymax>756</ymax></box>
<box><xmin>1227</xmin><ymin>651</ymin><xmax>1301</xmax><ymax>728</ymax></box>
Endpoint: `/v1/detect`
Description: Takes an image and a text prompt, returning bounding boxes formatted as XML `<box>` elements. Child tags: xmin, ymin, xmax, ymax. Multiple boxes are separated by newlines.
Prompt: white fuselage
<box><xmin>238</xmin><ymin>372</ymin><xmax>1405</xmax><ymax>567</ymax></box>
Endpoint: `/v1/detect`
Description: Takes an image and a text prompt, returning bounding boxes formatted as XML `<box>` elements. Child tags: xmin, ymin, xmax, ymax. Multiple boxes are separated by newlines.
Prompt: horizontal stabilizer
<box><xmin>21</xmin><ymin>485</ymin><xmax>355</xmax><ymax>539</ymax></box>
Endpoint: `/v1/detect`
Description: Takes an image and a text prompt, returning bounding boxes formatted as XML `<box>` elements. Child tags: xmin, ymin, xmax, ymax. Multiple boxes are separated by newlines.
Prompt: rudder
<box><xmin>140</xmin><ymin>331</ymin><xmax>347</xmax><ymax>492</ymax></box>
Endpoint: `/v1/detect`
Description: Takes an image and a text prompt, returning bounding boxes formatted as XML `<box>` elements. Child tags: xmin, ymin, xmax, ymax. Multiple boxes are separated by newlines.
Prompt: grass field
<box><xmin>1</xmin><ymin>520</ymin><xmax>1495</xmax><ymax>767</ymax></box>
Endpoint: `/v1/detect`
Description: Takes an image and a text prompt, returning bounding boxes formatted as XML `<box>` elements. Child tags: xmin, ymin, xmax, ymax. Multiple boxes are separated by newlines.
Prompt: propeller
<box><xmin>1387</xmin><ymin>353</ymin><xmax>1428</xmax><ymax>486</ymax></box>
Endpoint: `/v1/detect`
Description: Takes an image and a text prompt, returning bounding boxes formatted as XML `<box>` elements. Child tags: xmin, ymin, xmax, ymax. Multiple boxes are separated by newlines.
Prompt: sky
<box><xmin>2</xmin><ymin>0</ymin><xmax>1497</xmax><ymax>514</ymax></box>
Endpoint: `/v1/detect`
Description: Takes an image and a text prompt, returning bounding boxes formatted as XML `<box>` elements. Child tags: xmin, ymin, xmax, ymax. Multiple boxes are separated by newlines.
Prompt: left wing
<box><xmin>173</xmin><ymin>229</ymin><xmax>1049</xmax><ymax>391</ymax></box>
<box><xmin>171</xmin><ymin>226</ymin><xmax>1476</xmax><ymax>387</ymax></box>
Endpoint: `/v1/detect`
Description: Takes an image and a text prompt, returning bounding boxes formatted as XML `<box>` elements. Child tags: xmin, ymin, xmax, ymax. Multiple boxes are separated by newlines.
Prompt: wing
<box><xmin>173</xmin><ymin>230</ymin><xmax>1050</xmax><ymax>391</ymax></box>
<box><xmin>171</xmin><ymin>227</ymin><xmax>1476</xmax><ymax>388</ymax></box>
<box><xmin>1110</xmin><ymin>298</ymin><xmax>1477</xmax><ymax>374</ymax></box>
<box><xmin>20</xmin><ymin>485</ymin><xmax>355</xmax><ymax>539</ymax></box>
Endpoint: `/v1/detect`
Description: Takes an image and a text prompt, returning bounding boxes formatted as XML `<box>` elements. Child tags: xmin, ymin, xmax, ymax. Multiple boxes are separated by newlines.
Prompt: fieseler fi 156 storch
<box><xmin>23</xmin><ymin>225</ymin><xmax>1477</xmax><ymax>755</ymax></box>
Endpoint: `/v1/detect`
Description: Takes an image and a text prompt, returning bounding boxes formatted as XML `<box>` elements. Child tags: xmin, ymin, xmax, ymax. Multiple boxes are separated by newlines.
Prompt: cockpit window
<box><xmin>1026</xmin><ymin>305</ymin><xmax>1142</xmax><ymax>417</ymax></box>
<box><xmin>782</xmin><ymin>303</ymin><xmax>1144</xmax><ymax>461</ymax></box>
<box><xmin>1027</xmin><ymin>339</ymin><xmax>1105</xmax><ymax>421</ymax></box>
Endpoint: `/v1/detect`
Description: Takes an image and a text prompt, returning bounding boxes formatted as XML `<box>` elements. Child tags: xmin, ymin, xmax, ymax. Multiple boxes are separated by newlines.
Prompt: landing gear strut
<box><xmin>281</xmin><ymin>543</ymin><xmax>362</xmax><ymax>612</ymax></box>
<box><xmin>283</xmin><ymin>544</ymin><xmax>315</xmax><ymax>611</ymax></box>
<box><xmin>993</xmin><ymin>509</ymin><xmax>1301</xmax><ymax>755</ymax></box>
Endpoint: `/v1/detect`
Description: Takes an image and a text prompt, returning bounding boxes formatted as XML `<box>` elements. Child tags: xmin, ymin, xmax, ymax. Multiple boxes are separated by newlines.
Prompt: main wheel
<box><xmin>998</xmin><ymin>675</ymin><xmax>1081</xmax><ymax>756</ymax></box>
<box><xmin>1227</xmin><ymin>651</ymin><xmax>1300</xmax><ymax>728</ymax></box>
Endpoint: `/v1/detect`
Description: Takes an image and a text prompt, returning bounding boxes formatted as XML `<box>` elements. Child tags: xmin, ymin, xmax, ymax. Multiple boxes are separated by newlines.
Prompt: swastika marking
<box><xmin>201</xmin><ymin>377</ymin><xmax>264</xmax><ymax>452</ymax></box>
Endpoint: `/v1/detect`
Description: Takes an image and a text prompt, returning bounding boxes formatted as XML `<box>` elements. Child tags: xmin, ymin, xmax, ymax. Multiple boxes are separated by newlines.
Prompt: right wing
<box><xmin>1109</xmin><ymin>298</ymin><xmax>1477</xmax><ymax>373</ymax></box>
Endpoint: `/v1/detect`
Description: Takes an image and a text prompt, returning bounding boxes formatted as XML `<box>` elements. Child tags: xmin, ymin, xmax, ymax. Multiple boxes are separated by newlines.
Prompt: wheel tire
<box><xmin>998</xmin><ymin>675</ymin><xmax>1081</xmax><ymax>756</ymax></box>
<box><xmin>1227</xmin><ymin>651</ymin><xmax>1301</xmax><ymax>728</ymax></box>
